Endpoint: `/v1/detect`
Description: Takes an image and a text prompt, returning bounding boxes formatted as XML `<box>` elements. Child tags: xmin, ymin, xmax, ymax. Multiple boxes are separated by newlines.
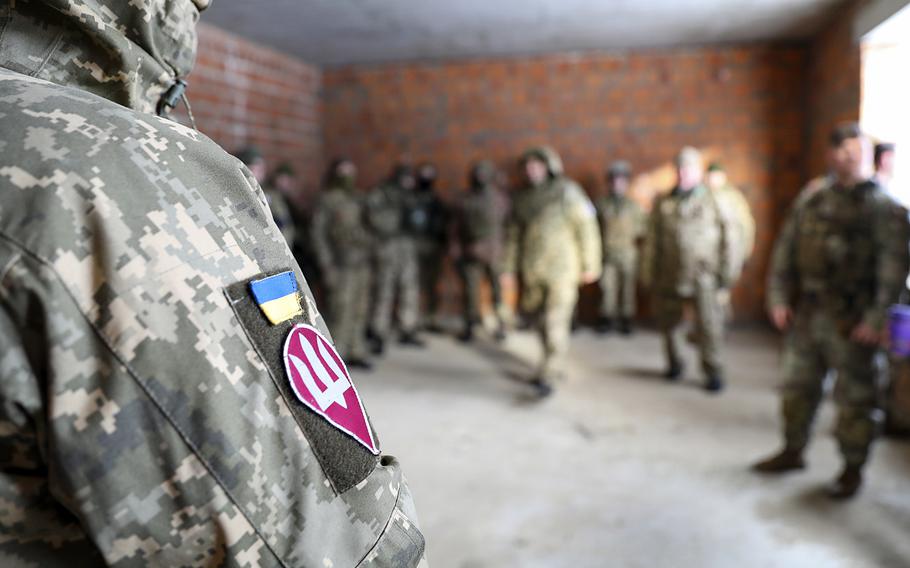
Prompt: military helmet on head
<box><xmin>521</xmin><ymin>146</ymin><xmax>564</xmax><ymax>178</ymax></box>
<box><xmin>607</xmin><ymin>160</ymin><xmax>632</xmax><ymax>179</ymax></box>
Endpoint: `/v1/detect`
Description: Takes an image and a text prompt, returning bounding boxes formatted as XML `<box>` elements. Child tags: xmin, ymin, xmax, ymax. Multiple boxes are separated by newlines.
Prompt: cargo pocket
<box><xmin>225</xmin><ymin>270</ymin><xmax>380</xmax><ymax>494</ymax></box>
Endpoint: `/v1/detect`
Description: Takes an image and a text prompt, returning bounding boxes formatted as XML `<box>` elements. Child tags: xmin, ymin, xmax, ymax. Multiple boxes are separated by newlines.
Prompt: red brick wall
<box><xmin>186</xmin><ymin>23</ymin><xmax>323</xmax><ymax>209</ymax></box>
<box><xmin>805</xmin><ymin>3</ymin><xmax>863</xmax><ymax>177</ymax></box>
<box><xmin>323</xmin><ymin>46</ymin><xmax>810</xmax><ymax>320</ymax></box>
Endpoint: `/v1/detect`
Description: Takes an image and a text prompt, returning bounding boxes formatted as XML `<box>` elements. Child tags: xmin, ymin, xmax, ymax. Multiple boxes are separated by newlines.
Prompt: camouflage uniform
<box><xmin>595</xmin><ymin>194</ymin><xmax>645</xmax><ymax>320</ymax></box>
<box><xmin>454</xmin><ymin>161</ymin><xmax>510</xmax><ymax>334</ymax></box>
<box><xmin>409</xmin><ymin>174</ymin><xmax>449</xmax><ymax>329</ymax></box>
<box><xmin>0</xmin><ymin>1</ymin><xmax>426</xmax><ymax>566</ymax></box>
<box><xmin>504</xmin><ymin>148</ymin><xmax>602</xmax><ymax>383</ymax></box>
<box><xmin>767</xmin><ymin>177</ymin><xmax>910</xmax><ymax>467</ymax></box>
<box><xmin>366</xmin><ymin>170</ymin><xmax>420</xmax><ymax>339</ymax></box>
<box><xmin>311</xmin><ymin>173</ymin><xmax>372</xmax><ymax>362</ymax></box>
<box><xmin>642</xmin><ymin>185</ymin><xmax>735</xmax><ymax>379</ymax></box>
<box><xmin>263</xmin><ymin>184</ymin><xmax>297</xmax><ymax>247</ymax></box>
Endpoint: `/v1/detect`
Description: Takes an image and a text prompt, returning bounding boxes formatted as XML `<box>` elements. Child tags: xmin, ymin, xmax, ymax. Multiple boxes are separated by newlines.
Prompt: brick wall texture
<box><xmin>186</xmin><ymin>23</ymin><xmax>323</xmax><ymax>209</ymax></box>
<box><xmin>190</xmin><ymin>5</ymin><xmax>864</xmax><ymax>321</ymax></box>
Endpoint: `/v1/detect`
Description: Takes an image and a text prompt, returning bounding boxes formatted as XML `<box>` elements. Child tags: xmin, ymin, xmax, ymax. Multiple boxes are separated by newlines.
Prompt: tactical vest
<box><xmin>794</xmin><ymin>182</ymin><xmax>882</xmax><ymax>316</ymax></box>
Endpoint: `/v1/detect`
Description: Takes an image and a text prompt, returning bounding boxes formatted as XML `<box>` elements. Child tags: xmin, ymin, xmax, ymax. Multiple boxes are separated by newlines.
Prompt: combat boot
<box><xmin>399</xmin><ymin>331</ymin><xmax>426</xmax><ymax>348</ymax></box>
<box><xmin>493</xmin><ymin>322</ymin><xmax>507</xmax><ymax>343</ymax></box>
<box><xmin>596</xmin><ymin>317</ymin><xmax>613</xmax><ymax>334</ymax></box>
<box><xmin>457</xmin><ymin>324</ymin><xmax>475</xmax><ymax>343</ymax></box>
<box><xmin>619</xmin><ymin>318</ymin><xmax>633</xmax><ymax>336</ymax></box>
<box><xmin>826</xmin><ymin>465</ymin><xmax>863</xmax><ymax>500</ymax></box>
<box><xmin>665</xmin><ymin>361</ymin><xmax>684</xmax><ymax>382</ymax></box>
<box><xmin>751</xmin><ymin>448</ymin><xmax>806</xmax><ymax>473</ymax></box>
<box><xmin>529</xmin><ymin>378</ymin><xmax>554</xmax><ymax>399</ymax></box>
<box><xmin>704</xmin><ymin>374</ymin><xmax>725</xmax><ymax>394</ymax></box>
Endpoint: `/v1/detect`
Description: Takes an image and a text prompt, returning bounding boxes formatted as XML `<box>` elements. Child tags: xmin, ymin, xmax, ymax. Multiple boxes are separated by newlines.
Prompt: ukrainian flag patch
<box><xmin>249</xmin><ymin>271</ymin><xmax>303</xmax><ymax>325</ymax></box>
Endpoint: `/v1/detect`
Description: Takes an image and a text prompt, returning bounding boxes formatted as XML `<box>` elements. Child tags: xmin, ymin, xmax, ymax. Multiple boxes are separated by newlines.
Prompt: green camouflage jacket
<box><xmin>0</xmin><ymin>1</ymin><xmax>426</xmax><ymax>566</ymax></box>
<box><xmin>767</xmin><ymin>177</ymin><xmax>910</xmax><ymax>331</ymax></box>
<box><xmin>311</xmin><ymin>185</ymin><xmax>372</xmax><ymax>269</ymax></box>
<box><xmin>504</xmin><ymin>147</ymin><xmax>602</xmax><ymax>285</ymax></box>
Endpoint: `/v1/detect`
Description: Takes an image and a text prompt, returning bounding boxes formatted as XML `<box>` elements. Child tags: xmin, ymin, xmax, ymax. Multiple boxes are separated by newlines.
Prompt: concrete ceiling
<box><xmin>203</xmin><ymin>0</ymin><xmax>847</xmax><ymax>67</ymax></box>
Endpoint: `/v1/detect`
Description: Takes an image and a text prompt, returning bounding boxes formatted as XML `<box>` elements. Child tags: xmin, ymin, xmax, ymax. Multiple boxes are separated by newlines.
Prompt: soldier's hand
<box><xmin>850</xmin><ymin>322</ymin><xmax>881</xmax><ymax>346</ymax></box>
<box><xmin>770</xmin><ymin>305</ymin><xmax>792</xmax><ymax>331</ymax></box>
<box><xmin>581</xmin><ymin>271</ymin><xmax>599</xmax><ymax>285</ymax></box>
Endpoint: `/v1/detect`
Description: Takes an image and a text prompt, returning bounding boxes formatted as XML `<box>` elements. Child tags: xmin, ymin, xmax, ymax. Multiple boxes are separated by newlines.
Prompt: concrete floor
<box><xmin>354</xmin><ymin>326</ymin><xmax>910</xmax><ymax>568</ymax></box>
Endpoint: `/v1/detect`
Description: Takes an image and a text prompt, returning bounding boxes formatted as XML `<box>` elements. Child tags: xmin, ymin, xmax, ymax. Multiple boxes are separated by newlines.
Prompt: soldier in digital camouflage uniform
<box><xmin>311</xmin><ymin>158</ymin><xmax>373</xmax><ymax>370</ymax></box>
<box><xmin>453</xmin><ymin>160</ymin><xmax>510</xmax><ymax>343</ymax></box>
<box><xmin>237</xmin><ymin>147</ymin><xmax>298</xmax><ymax>248</ymax></box>
<box><xmin>410</xmin><ymin>162</ymin><xmax>450</xmax><ymax>333</ymax></box>
<box><xmin>753</xmin><ymin>124</ymin><xmax>910</xmax><ymax>499</ymax></box>
<box><xmin>504</xmin><ymin>147</ymin><xmax>602</xmax><ymax>397</ymax></box>
<box><xmin>595</xmin><ymin>160</ymin><xmax>645</xmax><ymax>335</ymax></box>
<box><xmin>0</xmin><ymin>1</ymin><xmax>427</xmax><ymax>565</ymax></box>
<box><xmin>642</xmin><ymin>147</ymin><xmax>736</xmax><ymax>393</ymax></box>
<box><xmin>366</xmin><ymin>165</ymin><xmax>424</xmax><ymax>353</ymax></box>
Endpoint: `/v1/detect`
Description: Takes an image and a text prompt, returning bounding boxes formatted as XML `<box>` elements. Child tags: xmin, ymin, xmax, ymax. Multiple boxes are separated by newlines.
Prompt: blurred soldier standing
<box><xmin>367</xmin><ymin>164</ymin><xmax>425</xmax><ymax>353</ymax></box>
<box><xmin>642</xmin><ymin>147</ymin><xmax>736</xmax><ymax>393</ymax></box>
<box><xmin>411</xmin><ymin>162</ymin><xmax>450</xmax><ymax>332</ymax></box>
<box><xmin>504</xmin><ymin>147</ymin><xmax>602</xmax><ymax>397</ymax></box>
<box><xmin>595</xmin><ymin>160</ymin><xmax>645</xmax><ymax>335</ymax></box>
<box><xmin>874</xmin><ymin>142</ymin><xmax>896</xmax><ymax>191</ymax></box>
<box><xmin>0</xmin><ymin>0</ymin><xmax>426</xmax><ymax>565</ymax></box>
<box><xmin>754</xmin><ymin>124</ymin><xmax>910</xmax><ymax>499</ymax></box>
<box><xmin>453</xmin><ymin>160</ymin><xmax>510</xmax><ymax>342</ymax></box>
<box><xmin>311</xmin><ymin>158</ymin><xmax>373</xmax><ymax>369</ymax></box>
<box><xmin>705</xmin><ymin>162</ymin><xmax>754</xmax><ymax>323</ymax></box>
<box><xmin>237</xmin><ymin>146</ymin><xmax>297</xmax><ymax>247</ymax></box>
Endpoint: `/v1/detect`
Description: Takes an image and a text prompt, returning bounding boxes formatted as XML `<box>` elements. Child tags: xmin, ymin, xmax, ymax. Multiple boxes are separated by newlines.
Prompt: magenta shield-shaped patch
<box><xmin>283</xmin><ymin>324</ymin><xmax>379</xmax><ymax>455</ymax></box>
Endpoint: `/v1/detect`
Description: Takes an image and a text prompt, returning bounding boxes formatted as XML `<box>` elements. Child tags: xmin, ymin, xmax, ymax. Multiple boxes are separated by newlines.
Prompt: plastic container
<box><xmin>889</xmin><ymin>305</ymin><xmax>910</xmax><ymax>358</ymax></box>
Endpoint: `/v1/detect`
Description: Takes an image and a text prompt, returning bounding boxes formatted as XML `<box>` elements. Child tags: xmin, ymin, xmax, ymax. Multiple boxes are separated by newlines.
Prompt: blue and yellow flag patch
<box><xmin>249</xmin><ymin>271</ymin><xmax>303</xmax><ymax>325</ymax></box>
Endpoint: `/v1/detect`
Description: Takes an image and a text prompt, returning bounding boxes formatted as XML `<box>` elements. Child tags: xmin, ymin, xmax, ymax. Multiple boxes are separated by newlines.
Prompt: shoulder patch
<box><xmin>226</xmin><ymin>274</ymin><xmax>380</xmax><ymax>493</ymax></box>
<box><xmin>283</xmin><ymin>324</ymin><xmax>379</xmax><ymax>455</ymax></box>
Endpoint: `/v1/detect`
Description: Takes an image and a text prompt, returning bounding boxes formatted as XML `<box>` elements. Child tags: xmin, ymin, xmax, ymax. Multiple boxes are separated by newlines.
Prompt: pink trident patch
<box><xmin>282</xmin><ymin>324</ymin><xmax>379</xmax><ymax>455</ymax></box>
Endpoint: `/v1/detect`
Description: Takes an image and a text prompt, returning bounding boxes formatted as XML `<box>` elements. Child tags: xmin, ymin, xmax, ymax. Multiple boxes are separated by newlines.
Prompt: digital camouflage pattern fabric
<box><xmin>0</xmin><ymin>1</ymin><xmax>426</xmax><ymax>566</ymax></box>
<box><xmin>767</xmin><ymin>177</ymin><xmax>910</xmax><ymax>466</ymax></box>
<box><xmin>504</xmin><ymin>147</ymin><xmax>602</xmax><ymax>382</ymax></box>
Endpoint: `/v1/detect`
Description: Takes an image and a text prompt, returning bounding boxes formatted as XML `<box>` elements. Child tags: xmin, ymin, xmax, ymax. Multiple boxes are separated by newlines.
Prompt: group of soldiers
<box><xmin>241</xmin><ymin>142</ymin><xmax>760</xmax><ymax>399</ymax></box>
<box><xmin>247</xmin><ymin>128</ymin><xmax>905</xmax><ymax>501</ymax></box>
<box><xmin>1</xmin><ymin>1</ymin><xmax>905</xmax><ymax>564</ymax></box>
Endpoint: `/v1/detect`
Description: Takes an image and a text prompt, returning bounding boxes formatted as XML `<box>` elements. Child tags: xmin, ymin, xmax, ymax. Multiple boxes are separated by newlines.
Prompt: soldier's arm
<box><xmin>309</xmin><ymin>197</ymin><xmax>334</xmax><ymax>276</ymax></box>
<box><xmin>865</xmin><ymin>201</ymin><xmax>910</xmax><ymax>330</ymax></box>
<box><xmin>640</xmin><ymin>201</ymin><xmax>659</xmax><ymax>288</ymax></box>
<box><xmin>766</xmin><ymin>201</ymin><xmax>801</xmax><ymax>312</ymax></box>
<box><xmin>502</xmin><ymin>212</ymin><xmax>520</xmax><ymax>275</ymax></box>
<box><xmin>0</xmin><ymin>255</ymin><xmax>107</xmax><ymax>562</ymax></box>
<box><xmin>568</xmin><ymin>185</ymin><xmax>603</xmax><ymax>282</ymax></box>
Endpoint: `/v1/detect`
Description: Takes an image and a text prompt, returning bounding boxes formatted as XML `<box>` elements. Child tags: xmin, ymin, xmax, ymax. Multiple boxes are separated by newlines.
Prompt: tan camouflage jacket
<box><xmin>767</xmin><ymin>177</ymin><xmax>910</xmax><ymax>330</ymax></box>
<box><xmin>504</xmin><ymin>165</ymin><xmax>602</xmax><ymax>286</ymax></box>
<box><xmin>594</xmin><ymin>195</ymin><xmax>645</xmax><ymax>266</ymax></box>
<box><xmin>0</xmin><ymin>2</ymin><xmax>426</xmax><ymax>566</ymax></box>
<box><xmin>641</xmin><ymin>185</ymin><xmax>735</xmax><ymax>296</ymax></box>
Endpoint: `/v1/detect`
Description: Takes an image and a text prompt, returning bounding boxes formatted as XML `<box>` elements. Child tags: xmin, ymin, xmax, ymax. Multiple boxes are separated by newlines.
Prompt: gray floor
<box><xmin>355</xmin><ymin>326</ymin><xmax>910</xmax><ymax>568</ymax></box>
